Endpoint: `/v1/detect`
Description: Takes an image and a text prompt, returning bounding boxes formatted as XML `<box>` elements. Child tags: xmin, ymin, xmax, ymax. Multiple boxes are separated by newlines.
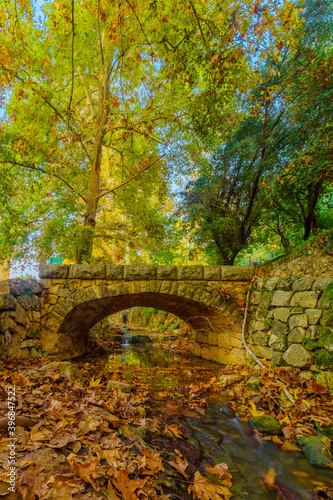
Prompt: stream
<box><xmin>87</xmin><ymin>329</ymin><xmax>333</xmax><ymax>499</ymax></box>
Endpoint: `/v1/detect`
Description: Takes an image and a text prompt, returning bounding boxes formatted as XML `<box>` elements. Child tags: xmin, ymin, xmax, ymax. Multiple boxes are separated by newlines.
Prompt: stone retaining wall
<box><xmin>247</xmin><ymin>276</ymin><xmax>333</xmax><ymax>379</ymax></box>
<box><xmin>0</xmin><ymin>279</ymin><xmax>43</xmax><ymax>358</ymax></box>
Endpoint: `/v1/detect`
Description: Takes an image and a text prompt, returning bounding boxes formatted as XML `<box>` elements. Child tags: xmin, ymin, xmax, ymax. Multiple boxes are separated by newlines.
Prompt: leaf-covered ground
<box><xmin>0</xmin><ymin>333</ymin><xmax>333</xmax><ymax>499</ymax></box>
<box><xmin>0</xmin><ymin>351</ymin><xmax>232</xmax><ymax>500</ymax></box>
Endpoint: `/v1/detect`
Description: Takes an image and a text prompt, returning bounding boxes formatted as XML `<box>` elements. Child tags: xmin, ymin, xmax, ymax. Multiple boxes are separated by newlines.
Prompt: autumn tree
<box><xmin>0</xmin><ymin>0</ymin><xmax>283</xmax><ymax>263</ymax></box>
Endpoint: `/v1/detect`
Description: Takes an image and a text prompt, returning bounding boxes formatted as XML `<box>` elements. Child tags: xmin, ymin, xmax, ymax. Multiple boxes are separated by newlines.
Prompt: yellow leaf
<box><xmin>250</xmin><ymin>402</ymin><xmax>265</xmax><ymax>417</ymax></box>
<box><xmin>89</xmin><ymin>377</ymin><xmax>102</xmax><ymax>387</ymax></box>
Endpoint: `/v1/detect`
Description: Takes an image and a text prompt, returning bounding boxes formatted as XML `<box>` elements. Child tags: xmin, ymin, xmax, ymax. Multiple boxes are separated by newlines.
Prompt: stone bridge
<box><xmin>0</xmin><ymin>264</ymin><xmax>254</xmax><ymax>363</ymax></box>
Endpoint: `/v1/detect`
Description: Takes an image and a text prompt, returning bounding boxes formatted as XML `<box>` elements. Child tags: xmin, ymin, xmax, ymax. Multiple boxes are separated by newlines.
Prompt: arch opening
<box><xmin>45</xmin><ymin>290</ymin><xmax>243</xmax><ymax>361</ymax></box>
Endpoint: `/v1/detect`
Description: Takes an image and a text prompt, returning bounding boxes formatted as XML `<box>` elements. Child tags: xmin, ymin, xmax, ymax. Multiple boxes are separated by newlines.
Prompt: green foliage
<box><xmin>178</xmin><ymin>0</ymin><xmax>333</xmax><ymax>264</ymax></box>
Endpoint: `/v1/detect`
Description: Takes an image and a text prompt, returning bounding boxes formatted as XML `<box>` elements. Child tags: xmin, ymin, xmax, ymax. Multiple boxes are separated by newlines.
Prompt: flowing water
<box><xmin>100</xmin><ymin>329</ymin><xmax>333</xmax><ymax>499</ymax></box>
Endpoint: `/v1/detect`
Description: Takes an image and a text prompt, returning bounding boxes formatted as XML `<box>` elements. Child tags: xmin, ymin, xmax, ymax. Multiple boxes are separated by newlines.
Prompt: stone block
<box><xmin>69</xmin><ymin>264</ymin><xmax>106</xmax><ymax>279</ymax></box>
<box><xmin>317</xmin><ymin>297</ymin><xmax>331</xmax><ymax>309</ymax></box>
<box><xmin>27</xmin><ymin>279</ymin><xmax>43</xmax><ymax>294</ymax></box>
<box><xmin>106</xmin><ymin>265</ymin><xmax>124</xmax><ymax>279</ymax></box>
<box><xmin>263</xmin><ymin>277</ymin><xmax>279</xmax><ymax>291</ymax></box>
<box><xmin>6</xmin><ymin>332</ymin><xmax>21</xmax><ymax>357</ymax></box>
<box><xmin>271</xmin><ymin>291</ymin><xmax>293</xmax><ymax>307</ymax></box>
<box><xmin>216</xmin><ymin>347</ymin><xmax>228</xmax><ymax>364</ymax></box>
<box><xmin>9</xmin><ymin>303</ymin><xmax>28</xmax><ymax>325</ymax></box>
<box><xmin>16</xmin><ymin>295</ymin><xmax>34</xmax><ymax>309</ymax></box>
<box><xmin>276</xmin><ymin>277</ymin><xmax>294</xmax><ymax>291</ymax></box>
<box><xmin>289</xmin><ymin>313</ymin><xmax>308</xmax><ymax>330</ymax></box>
<box><xmin>203</xmin><ymin>266</ymin><xmax>221</xmax><ymax>280</ymax></box>
<box><xmin>254</xmin><ymin>320</ymin><xmax>267</xmax><ymax>331</ymax></box>
<box><xmin>210</xmin><ymin>347</ymin><xmax>219</xmax><ymax>363</ymax></box>
<box><xmin>208</xmin><ymin>332</ymin><xmax>218</xmax><ymax>345</ymax></box>
<box><xmin>248</xmin><ymin>319</ymin><xmax>256</xmax><ymax>333</ymax></box>
<box><xmin>227</xmin><ymin>347</ymin><xmax>247</xmax><ymax>364</ymax></box>
<box><xmin>290</xmin><ymin>291</ymin><xmax>319</xmax><ymax>308</ymax></box>
<box><xmin>271</xmin><ymin>319</ymin><xmax>289</xmax><ymax>337</ymax></box>
<box><xmin>268</xmin><ymin>332</ymin><xmax>287</xmax><ymax>351</ymax></box>
<box><xmin>21</xmin><ymin>339</ymin><xmax>36</xmax><ymax>348</ymax></box>
<box><xmin>260</xmin><ymin>290</ymin><xmax>272</xmax><ymax>309</ymax></box>
<box><xmin>0</xmin><ymin>293</ymin><xmax>16</xmax><ymax>311</ymax></box>
<box><xmin>201</xmin><ymin>345</ymin><xmax>211</xmax><ymax>360</ymax></box>
<box><xmin>273</xmin><ymin>307</ymin><xmax>291</xmax><ymax>323</ymax></box>
<box><xmin>177</xmin><ymin>266</ymin><xmax>203</xmax><ymax>280</ymax></box>
<box><xmin>0</xmin><ymin>312</ymin><xmax>9</xmax><ymax>333</ymax></box>
<box><xmin>39</xmin><ymin>264</ymin><xmax>69</xmax><ymax>279</ymax></box>
<box><xmin>156</xmin><ymin>266</ymin><xmax>177</xmax><ymax>280</ymax></box>
<box><xmin>251</xmin><ymin>331</ymin><xmax>268</xmax><ymax>347</ymax></box>
<box><xmin>251</xmin><ymin>345</ymin><xmax>273</xmax><ymax>359</ymax></box>
<box><xmin>220</xmin><ymin>266</ymin><xmax>254</xmax><ymax>281</ymax></box>
<box><xmin>250</xmin><ymin>291</ymin><xmax>261</xmax><ymax>305</ymax></box>
<box><xmin>299</xmin><ymin>370</ymin><xmax>314</xmax><ymax>380</ymax></box>
<box><xmin>283</xmin><ymin>344</ymin><xmax>313</xmax><ymax>367</ymax></box>
<box><xmin>57</xmin><ymin>288</ymin><xmax>71</xmax><ymax>298</ymax></box>
<box><xmin>306</xmin><ymin>308</ymin><xmax>323</xmax><ymax>325</ymax></box>
<box><xmin>255</xmin><ymin>278</ymin><xmax>265</xmax><ymax>290</ymax></box>
<box><xmin>0</xmin><ymin>279</ymin><xmax>30</xmax><ymax>296</ymax></box>
<box><xmin>313</xmin><ymin>278</ymin><xmax>333</xmax><ymax>291</ymax></box>
<box><xmin>193</xmin><ymin>342</ymin><xmax>202</xmax><ymax>357</ymax></box>
<box><xmin>197</xmin><ymin>332</ymin><xmax>208</xmax><ymax>344</ymax></box>
<box><xmin>316</xmin><ymin>371</ymin><xmax>333</xmax><ymax>390</ymax></box>
<box><xmin>292</xmin><ymin>277</ymin><xmax>315</xmax><ymax>292</ymax></box>
<box><xmin>124</xmin><ymin>265</ymin><xmax>156</xmax><ymax>280</ymax></box>
<box><xmin>289</xmin><ymin>307</ymin><xmax>304</xmax><ymax>317</ymax></box>
<box><xmin>271</xmin><ymin>350</ymin><xmax>284</xmax><ymax>366</ymax></box>
<box><xmin>288</xmin><ymin>327</ymin><xmax>306</xmax><ymax>343</ymax></box>
<box><xmin>305</xmin><ymin>325</ymin><xmax>320</xmax><ymax>340</ymax></box>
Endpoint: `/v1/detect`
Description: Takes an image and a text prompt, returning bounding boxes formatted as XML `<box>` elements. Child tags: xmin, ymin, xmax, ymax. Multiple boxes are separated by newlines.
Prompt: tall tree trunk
<box><xmin>303</xmin><ymin>182</ymin><xmax>322</xmax><ymax>241</ymax></box>
<box><xmin>76</xmin><ymin>63</ymin><xmax>111</xmax><ymax>263</ymax></box>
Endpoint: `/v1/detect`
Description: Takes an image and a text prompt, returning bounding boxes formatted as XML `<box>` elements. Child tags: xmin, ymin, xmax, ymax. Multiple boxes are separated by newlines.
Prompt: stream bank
<box><xmin>0</xmin><ymin>327</ymin><xmax>333</xmax><ymax>499</ymax></box>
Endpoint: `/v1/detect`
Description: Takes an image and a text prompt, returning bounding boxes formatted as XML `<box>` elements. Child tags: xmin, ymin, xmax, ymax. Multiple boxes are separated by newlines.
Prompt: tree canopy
<box><xmin>0</xmin><ymin>0</ymin><xmax>321</xmax><ymax>265</ymax></box>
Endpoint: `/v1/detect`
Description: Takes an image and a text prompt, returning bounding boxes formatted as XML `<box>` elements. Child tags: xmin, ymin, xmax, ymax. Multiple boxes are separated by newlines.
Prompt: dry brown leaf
<box><xmin>164</xmin><ymin>423</ymin><xmax>188</xmax><ymax>439</ymax></box>
<box><xmin>188</xmin><ymin>471</ymin><xmax>232</xmax><ymax>500</ymax></box>
<box><xmin>206</xmin><ymin>463</ymin><xmax>232</xmax><ymax>487</ymax></box>
<box><xmin>66</xmin><ymin>449</ymin><xmax>100</xmax><ymax>490</ymax></box>
<box><xmin>168</xmin><ymin>450</ymin><xmax>189</xmax><ymax>479</ymax></box>
<box><xmin>112</xmin><ymin>469</ymin><xmax>147</xmax><ymax>500</ymax></box>
<box><xmin>138</xmin><ymin>449</ymin><xmax>164</xmax><ymax>475</ymax></box>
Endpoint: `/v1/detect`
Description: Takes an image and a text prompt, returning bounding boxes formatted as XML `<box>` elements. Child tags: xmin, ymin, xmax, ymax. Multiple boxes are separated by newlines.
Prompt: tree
<box><xmin>1</xmin><ymin>0</ymin><xmax>285</xmax><ymax>263</ymax></box>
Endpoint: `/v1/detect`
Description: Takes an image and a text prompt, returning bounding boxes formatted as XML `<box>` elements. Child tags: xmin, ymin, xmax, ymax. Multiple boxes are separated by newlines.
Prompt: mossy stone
<box><xmin>320</xmin><ymin>309</ymin><xmax>333</xmax><ymax>328</ymax></box>
<box><xmin>318</xmin><ymin>425</ymin><xmax>333</xmax><ymax>440</ymax></box>
<box><xmin>247</xmin><ymin>377</ymin><xmax>260</xmax><ymax>391</ymax></box>
<box><xmin>296</xmin><ymin>435</ymin><xmax>333</xmax><ymax>469</ymax></box>
<box><xmin>248</xmin><ymin>415</ymin><xmax>282</xmax><ymax>435</ymax></box>
<box><xmin>317</xmin><ymin>332</ymin><xmax>333</xmax><ymax>348</ymax></box>
<box><xmin>316</xmin><ymin>371</ymin><xmax>333</xmax><ymax>390</ymax></box>
<box><xmin>314</xmin><ymin>348</ymin><xmax>333</xmax><ymax>369</ymax></box>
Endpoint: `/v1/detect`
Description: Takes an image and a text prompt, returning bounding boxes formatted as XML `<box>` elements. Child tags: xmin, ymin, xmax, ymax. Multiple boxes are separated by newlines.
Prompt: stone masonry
<box><xmin>247</xmin><ymin>276</ymin><xmax>333</xmax><ymax>379</ymax></box>
<box><xmin>1</xmin><ymin>266</ymin><xmax>332</xmax><ymax>378</ymax></box>
<box><xmin>0</xmin><ymin>264</ymin><xmax>254</xmax><ymax>364</ymax></box>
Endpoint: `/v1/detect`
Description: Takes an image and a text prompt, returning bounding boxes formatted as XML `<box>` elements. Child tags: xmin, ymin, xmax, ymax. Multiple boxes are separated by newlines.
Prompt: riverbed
<box><xmin>78</xmin><ymin>329</ymin><xmax>333</xmax><ymax>499</ymax></box>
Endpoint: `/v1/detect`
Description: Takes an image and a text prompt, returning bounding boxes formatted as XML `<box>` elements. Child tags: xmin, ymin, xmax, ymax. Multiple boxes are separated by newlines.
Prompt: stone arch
<box><xmin>41</xmin><ymin>280</ymin><xmax>245</xmax><ymax>361</ymax></box>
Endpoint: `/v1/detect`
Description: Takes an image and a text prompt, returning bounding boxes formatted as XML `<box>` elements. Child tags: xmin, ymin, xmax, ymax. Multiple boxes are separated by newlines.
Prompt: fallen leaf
<box><xmin>188</xmin><ymin>471</ymin><xmax>232</xmax><ymax>499</ymax></box>
<box><xmin>168</xmin><ymin>450</ymin><xmax>189</xmax><ymax>479</ymax></box>
<box><xmin>280</xmin><ymin>440</ymin><xmax>302</xmax><ymax>452</ymax></box>
<box><xmin>206</xmin><ymin>463</ymin><xmax>232</xmax><ymax>487</ymax></box>
<box><xmin>165</xmin><ymin>424</ymin><xmax>188</xmax><ymax>439</ymax></box>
